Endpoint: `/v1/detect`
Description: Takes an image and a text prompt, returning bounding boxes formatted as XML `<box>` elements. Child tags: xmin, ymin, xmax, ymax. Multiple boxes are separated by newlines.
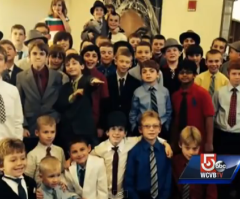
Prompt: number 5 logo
<box><xmin>200</xmin><ymin>154</ymin><xmax>216</xmax><ymax>172</ymax></box>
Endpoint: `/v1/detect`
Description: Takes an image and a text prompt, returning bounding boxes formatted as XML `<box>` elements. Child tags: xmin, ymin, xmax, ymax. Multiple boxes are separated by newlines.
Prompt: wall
<box><xmin>233</xmin><ymin>0</ymin><xmax>240</xmax><ymax>22</ymax></box>
<box><xmin>161</xmin><ymin>0</ymin><xmax>224</xmax><ymax>55</ymax></box>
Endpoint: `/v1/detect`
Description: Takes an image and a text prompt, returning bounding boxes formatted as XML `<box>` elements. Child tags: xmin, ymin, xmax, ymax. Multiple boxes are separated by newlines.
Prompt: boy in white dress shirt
<box><xmin>0</xmin><ymin>46</ymin><xmax>23</xmax><ymax>141</ymax></box>
<box><xmin>64</xmin><ymin>136</ymin><xmax>108</xmax><ymax>199</ymax></box>
<box><xmin>25</xmin><ymin>115</ymin><xmax>65</xmax><ymax>184</ymax></box>
<box><xmin>91</xmin><ymin>111</ymin><xmax>172</xmax><ymax>199</ymax></box>
<box><xmin>39</xmin><ymin>156</ymin><xmax>78</xmax><ymax>199</ymax></box>
<box><xmin>0</xmin><ymin>138</ymin><xmax>36</xmax><ymax>199</ymax></box>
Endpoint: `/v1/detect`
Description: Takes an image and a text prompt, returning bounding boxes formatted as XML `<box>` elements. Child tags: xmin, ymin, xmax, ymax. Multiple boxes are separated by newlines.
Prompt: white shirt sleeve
<box><xmin>14</xmin><ymin>87</ymin><xmax>24</xmax><ymax>140</ymax></box>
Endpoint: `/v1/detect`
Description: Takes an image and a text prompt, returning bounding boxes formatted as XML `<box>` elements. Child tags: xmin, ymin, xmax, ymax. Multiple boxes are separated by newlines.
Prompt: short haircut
<box><xmin>178</xmin><ymin>59</ymin><xmax>197</xmax><ymax>74</ymax></box>
<box><xmin>99</xmin><ymin>41</ymin><xmax>114</xmax><ymax>49</ymax></box>
<box><xmin>80</xmin><ymin>40</ymin><xmax>93</xmax><ymax>52</ymax></box>
<box><xmin>0</xmin><ymin>46</ymin><xmax>8</xmax><ymax>62</ymax></box>
<box><xmin>34</xmin><ymin>22</ymin><xmax>50</xmax><ymax>34</ymax></box>
<box><xmin>80</xmin><ymin>44</ymin><xmax>101</xmax><ymax>61</ymax></box>
<box><xmin>128</xmin><ymin>32</ymin><xmax>141</xmax><ymax>40</ymax></box>
<box><xmin>65</xmin><ymin>53</ymin><xmax>83</xmax><ymax>65</ymax></box>
<box><xmin>140</xmin><ymin>60</ymin><xmax>159</xmax><ymax>72</ymax></box>
<box><xmin>108</xmin><ymin>11</ymin><xmax>120</xmax><ymax>21</ymax></box>
<box><xmin>141</xmin><ymin>35</ymin><xmax>152</xmax><ymax>43</ymax></box>
<box><xmin>96</xmin><ymin>36</ymin><xmax>109</xmax><ymax>46</ymax></box>
<box><xmin>68</xmin><ymin>136</ymin><xmax>91</xmax><ymax>152</ymax></box>
<box><xmin>49</xmin><ymin>0</ymin><xmax>68</xmax><ymax>17</ymax></box>
<box><xmin>227</xmin><ymin>60</ymin><xmax>240</xmax><ymax>73</ymax></box>
<box><xmin>179</xmin><ymin>126</ymin><xmax>202</xmax><ymax>147</ymax></box>
<box><xmin>49</xmin><ymin>44</ymin><xmax>65</xmax><ymax>62</ymax></box>
<box><xmin>11</xmin><ymin>24</ymin><xmax>26</xmax><ymax>35</ymax></box>
<box><xmin>39</xmin><ymin>156</ymin><xmax>61</xmax><ymax>174</ymax></box>
<box><xmin>53</xmin><ymin>31</ymin><xmax>73</xmax><ymax>49</ymax></box>
<box><xmin>116</xmin><ymin>48</ymin><xmax>132</xmax><ymax>58</ymax></box>
<box><xmin>152</xmin><ymin>34</ymin><xmax>166</xmax><ymax>42</ymax></box>
<box><xmin>36</xmin><ymin>115</ymin><xmax>56</xmax><ymax>130</ymax></box>
<box><xmin>139</xmin><ymin>110</ymin><xmax>161</xmax><ymax>126</ymax></box>
<box><xmin>205</xmin><ymin>49</ymin><xmax>222</xmax><ymax>61</ymax></box>
<box><xmin>136</xmin><ymin>41</ymin><xmax>152</xmax><ymax>52</ymax></box>
<box><xmin>0</xmin><ymin>138</ymin><xmax>25</xmax><ymax>167</ymax></box>
<box><xmin>106</xmin><ymin>4</ymin><xmax>115</xmax><ymax>11</ymax></box>
<box><xmin>29</xmin><ymin>41</ymin><xmax>49</xmax><ymax>56</ymax></box>
<box><xmin>0</xmin><ymin>40</ymin><xmax>16</xmax><ymax>51</ymax></box>
<box><xmin>186</xmin><ymin>44</ymin><xmax>203</xmax><ymax>57</ymax></box>
<box><xmin>211</xmin><ymin>37</ymin><xmax>228</xmax><ymax>51</ymax></box>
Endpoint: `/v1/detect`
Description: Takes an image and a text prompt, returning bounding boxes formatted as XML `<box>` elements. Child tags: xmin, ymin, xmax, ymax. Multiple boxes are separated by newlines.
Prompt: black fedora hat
<box><xmin>0</xmin><ymin>31</ymin><xmax>3</xmax><ymax>40</ymax></box>
<box><xmin>90</xmin><ymin>1</ymin><xmax>107</xmax><ymax>15</ymax></box>
<box><xmin>179</xmin><ymin>30</ymin><xmax>200</xmax><ymax>45</ymax></box>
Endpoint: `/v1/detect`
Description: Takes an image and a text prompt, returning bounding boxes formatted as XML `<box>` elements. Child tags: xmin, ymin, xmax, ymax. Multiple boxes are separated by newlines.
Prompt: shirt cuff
<box><xmin>68</xmin><ymin>94</ymin><xmax>75</xmax><ymax>103</ymax></box>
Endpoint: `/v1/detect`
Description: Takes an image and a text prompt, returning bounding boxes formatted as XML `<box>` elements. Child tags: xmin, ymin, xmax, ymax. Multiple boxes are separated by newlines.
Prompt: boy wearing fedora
<box><xmin>179</xmin><ymin>30</ymin><xmax>200</xmax><ymax>59</ymax></box>
<box><xmin>161</xmin><ymin>38</ymin><xmax>182</xmax><ymax>96</ymax></box>
<box><xmin>17</xmin><ymin>29</ymin><xmax>48</xmax><ymax>71</ymax></box>
<box><xmin>81</xmin><ymin>1</ymin><xmax>108</xmax><ymax>42</ymax></box>
<box><xmin>220</xmin><ymin>40</ymin><xmax>240</xmax><ymax>77</ymax></box>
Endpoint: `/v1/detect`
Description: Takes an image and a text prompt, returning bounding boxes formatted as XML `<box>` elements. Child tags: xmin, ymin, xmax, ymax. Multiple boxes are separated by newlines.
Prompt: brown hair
<box><xmin>0</xmin><ymin>138</ymin><xmax>25</xmax><ymax>167</ymax></box>
<box><xmin>140</xmin><ymin>60</ymin><xmax>159</xmax><ymax>73</ymax></box>
<box><xmin>0</xmin><ymin>40</ymin><xmax>16</xmax><ymax>51</ymax></box>
<box><xmin>136</xmin><ymin>41</ymin><xmax>152</xmax><ymax>52</ymax></box>
<box><xmin>34</xmin><ymin>22</ymin><xmax>50</xmax><ymax>34</ymax></box>
<box><xmin>29</xmin><ymin>41</ymin><xmax>49</xmax><ymax>56</ymax></box>
<box><xmin>11</xmin><ymin>24</ymin><xmax>26</xmax><ymax>35</ymax></box>
<box><xmin>48</xmin><ymin>0</ymin><xmax>68</xmax><ymax>17</ymax></box>
<box><xmin>0</xmin><ymin>46</ymin><xmax>8</xmax><ymax>62</ymax></box>
<box><xmin>116</xmin><ymin>48</ymin><xmax>132</xmax><ymax>58</ymax></box>
<box><xmin>227</xmin><ymin>60</ymin><xmax>240</xmax><ymax>73</ymax></box>
<box><xmin>39</xmin><ymin>156</ymin><xmax>61</xmax><ymax>174</ymax></box>
<box><xmin>128</xmin><ymin>32</ymin><xmax>141</xmax><ymax>40</ymax></box>
<box><xmin>139</xmin><ymin>110</ymin><xmax>161</xmax><ymax>126</ymax></box>
<box><xmin>36</xmin><ymin>115</ymin><xmax>56</xmax><ymax>130</ymax></box>
<box><xmin>205</xmin><ymin>49</ymin><xmax>222</xmax><ymax>61</ymax></box>
<box><xmin>179</xmin><ymin>126</ymin><xmax>202</xmax><ymax>146</ymax></box>
<box><xmin>99</xmin><ymin>41</ymin><xmax>113</xmax><ymax>49</ymax></box>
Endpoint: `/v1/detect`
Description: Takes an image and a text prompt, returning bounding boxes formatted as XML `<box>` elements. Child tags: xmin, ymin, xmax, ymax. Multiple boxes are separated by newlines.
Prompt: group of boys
<box><xmin>0</xmin><ymin>0</ymin><xmax>240</xmax><ymax>199</ymax></box>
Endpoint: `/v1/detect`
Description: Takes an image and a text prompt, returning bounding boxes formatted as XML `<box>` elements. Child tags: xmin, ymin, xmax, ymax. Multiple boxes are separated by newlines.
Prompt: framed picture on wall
<box><xmin>104</xmin><ymin>0</ymin><xmax>163</xmax><ymax>37</ymax></box>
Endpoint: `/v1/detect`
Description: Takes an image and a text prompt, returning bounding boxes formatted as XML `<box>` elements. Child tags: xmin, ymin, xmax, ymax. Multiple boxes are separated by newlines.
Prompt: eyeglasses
<box><xmin>141</xmin><ymin>124</ymin><xmax>160</xmax><ymax>129</ymax></box>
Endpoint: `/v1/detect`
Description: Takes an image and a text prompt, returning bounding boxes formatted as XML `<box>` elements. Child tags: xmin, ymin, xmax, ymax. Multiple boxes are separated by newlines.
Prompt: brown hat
<box><xmin>161</xmin><ymin>38</ymin><xmax>183</xmax><ymax>54</ymax></box>
<box><xmin>179</xmin><ymin>30</ymin><xmax>200</xmax><ymax>45</ymax></box>
<box><xmin>229</xmin><ymin>41</ymin><xmax>240</xmax><ymax>52</ymax></box>
<box><xmin>140</xmin><ymin>60</ymin><xmax>159</xmax><ymax>72</ymax></box>
<box><xmin>24</xmin><ymin>30</ymin><xmax>48</xmax><ymax>46</ymax></box>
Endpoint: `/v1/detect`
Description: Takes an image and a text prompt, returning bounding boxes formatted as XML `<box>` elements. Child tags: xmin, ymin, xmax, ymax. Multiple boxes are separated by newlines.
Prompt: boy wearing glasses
<box><xmin>171</xmin><ymin>60</ymin><xmax>214</xmax><ymax>154</ymax></box>
<box><xmin>129</xmin><ymin>60</ymin><xmax>172</xmax><ymax>139</ymax></box>
<box><xmin>124</xmin><ymin>111</ymin><xmax>171</xmax><ymax>199</ymax></box>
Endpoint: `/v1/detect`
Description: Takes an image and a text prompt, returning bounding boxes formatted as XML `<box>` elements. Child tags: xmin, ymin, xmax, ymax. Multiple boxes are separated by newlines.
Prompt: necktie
<box><xmin>18</xmin><ymin>51</ymin><xmax>23</xmax><ymax>60</ymax></box>
<box><xmin>228</xmin><ymin>88</ymin><xmax>237</xmax><ymax>127</ymax></box>
<box><xmin>0</xmin><ymin>94</ymin><xmax>6</xmax><ymax>124</ymax></box>
<box><xmin>209</xmin><ymin>75</ymin><xmax>215</xmax><ymax>96</ymax></box>
<box><xmin>3</xmin><ymin>69</ymin><xmax>11</xmax><ymax>83</ymax></box>
<box><xmin>52</xmin><ymin>188</ymin><xmax>58</xmax><ymax>199</ymax></box>
<box><xmin>46</xmin><ymin>147</ymin><xmax>51</xmax><ymax>156</ymax></box>
<box><xmin>149</xmin><ymin>87</ymin><xmax>158</xmax><ymax>114</ymax></box>
<box><xmin>79</xmin><ymin>169</ymin><xmax>85</xmax><ymax>187</ymax></box>
<box><xmin>119</xmin><ymin>78</ymin><xmax>124</xmax><ymax>96</ymax></box>
<box><xmin>150</xmin><ymin>146</ymin><xmax>158</xmax><ymax>199</ymax></box>
<box><xmin>4</xmin><ymin>176</ymin><xmax>27</xmax><ymax>199</ymax></box>
<box><xmin>179</xmin><ymin>92</ymin><xmax>188</xmax><ymax>132</ymax></box>
<box><xmin>37</xmin><ymin>73</ymin><xmax>43</xmax><ymax>96</ymax></box>
<box><xmin>182</xmin><ymin>184</ymin><xmax>190</xmax><ymax>199</ymax></box>
<box><xmin>112</xmin><ymin>146</ymin><xmax>119</xmax><ymax>195</ymax></box>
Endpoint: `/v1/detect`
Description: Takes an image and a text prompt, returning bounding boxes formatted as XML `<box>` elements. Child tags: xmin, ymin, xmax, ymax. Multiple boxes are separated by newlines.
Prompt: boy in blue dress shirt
<box><xmin>129</xmin><ymin>60</ymin><xmax>172</xmax><ymax>139</ymax></box>
<box><xmin>124</xmin><ymin>110</ymin><xmax>171</xmax><ymax>199</ymax></box>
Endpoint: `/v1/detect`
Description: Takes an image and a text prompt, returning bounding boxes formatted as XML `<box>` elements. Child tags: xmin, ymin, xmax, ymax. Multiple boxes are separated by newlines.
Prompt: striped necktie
<box><xmin>149</xmin><ymin>87</ymin><xmax>158</xmax><ymax>114</ymax></box>
<box><xmin>209</xmin><ymin>75</ymin><xmax>215</xmax><ymax>96</ymax></box>
<box><xmin>150</xmin><ymin>146</ymin><xmax>158</xmax><ymax>199</ymax></box>
<box><xmin>182</xmin><ymin>184</ymin><xmax>190</xmax><ymax>199</ymax></box>
<box><xmin>0</xmin><ymin>94</ymin><xmax>6</xmax><ymax>124</ymax></box>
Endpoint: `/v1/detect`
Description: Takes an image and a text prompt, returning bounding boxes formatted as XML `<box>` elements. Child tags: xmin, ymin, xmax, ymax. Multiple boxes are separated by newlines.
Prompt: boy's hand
<box><xmin>73</xmin><ymin>89</ymin><xmax>84</xmax><ymax>97</ymax></box>
<box><xmin>23</xmin><ymin>129</ymin><xmax>30</xmax><ymax>137</ymax></box>
<box><xmin>36</xmin><ymin>189</ymin><xmax>44</xmax><ymax>199</ymax></box>
<box><xmin>59</xmin><ymin>181</ymin><xmax>67</xmax><ymax>192</ymax></box>
<box><xmin>64</xmin><ymin>158</ymin><xmax>72</xmax><ymax>170</ymax></box>
<box><xmin>91</xmin><ymin>78</ymin><xmax>104</xmax><ymax>85</ymax></box>
<box><xmin>112</xmin><ymin>27</ymin><xmax>120</xmax><ymax>34</ymax></box>
<box><xmin>88</xmin><ymin>32</ymin><xmax>94</xmax><ymax>40</ymax></box>
<box><xmin>97</xmin><ymin>128</ymin><xmax>104</xmax><ymax>138</ymax></box>
<box><xmin>163</xmin><ymin>142</ymin><xmax>173</xmax><ymax>158</ymax></box>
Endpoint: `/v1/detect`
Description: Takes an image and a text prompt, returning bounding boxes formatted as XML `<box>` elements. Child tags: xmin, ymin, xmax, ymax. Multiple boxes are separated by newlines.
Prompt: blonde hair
<box><xmin>36</xmin><ymin>115</ymin><xmax>56</xmax><ymax>130</ymax></box>
<box><xmin>179</xmin><ymin>126</ymin><xmax>202</xmax><ymax>146</ymax></box>
<box><xmin>139</xmin><ymin>110</ymin><xmax>161</xmax><ymax>126</ymax></box>
<box><xmin>0</xmin><ymin>138</ymin><xmax>25</xmax><ymax>167</ymax></box>
<box><xmin>39</xmin><ymin>156</ymin><xmax>61</xmax><ymax>174</ymax></box>
<box><xmin>48</xmin><ymin>0</ymin><xmax>68</xmax><ymax>17</ymax></box>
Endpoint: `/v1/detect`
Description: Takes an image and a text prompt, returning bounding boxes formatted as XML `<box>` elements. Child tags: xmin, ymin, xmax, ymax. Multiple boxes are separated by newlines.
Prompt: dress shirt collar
<box><xmin>143</xmin><ymin>82</ymin><xmax>158</xmax><ymax>91</ymax></box>
<box><xmin>71</xmin><ymin>74</ymin><xmax>82</xmax><ymax>84</ymax></box>
<box><xmin>107</xmin><ymin>139</ymin><xmax>125</xmax><ymax>152</ymax></box>
<box><xmin>77</xmin><ymin>163</ymin><xmax>86</xmax><ymax>171</ymax></box>
<box><xmin>41</xmin><ymin>183</ymin><xmax>57</xmax><ymax>194</ymax></box>
<box><xmin>206</xmin><ymin>70</ymin><xmax>219</xmax><ymax>77</ymax></box>
<box><xmin>9</xmin><ymin>65</ymin><xmax>14</xmax><ymax>72</ymax></box>
<box><xmin>4</xmin><ymin>174</ymin><xmax>24</xmax><ymax>180</ymax></box>
<box><xmin>141</xmin><ymin>137</ymin><xmax>161</xmax><ymax>151</ymax></box>
<box><xmin>37</xmin><ymin>141</ymin><xmax>52</xmax><ymax>150</ymax></box>
<box><xmin>227</xmin><ymin>83</ymin><xmax>240</xmax><ymax>92</ymax></box>
<box><xmin>32</xmin><ymin>65</ymin><xmax>48</xmax><ymax>76</ymax></box>
<box><xmin>116</xmin><ymin>71</ymin><xmax>128</xmax><ymax>81</ymax></box>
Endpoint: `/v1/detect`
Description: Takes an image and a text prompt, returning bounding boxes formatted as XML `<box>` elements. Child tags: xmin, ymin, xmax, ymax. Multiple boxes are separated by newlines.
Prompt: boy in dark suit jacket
<box><xmin>0</xmin><ymin>138</ymin><xmax>36</xmax><ymax>199</ymax></box>
<box><xmin>124</xmin><ymin>111</ymin><xmax>171</xmax><ymax>199</ymax></box>
<box><xmin>107</xmin><ymin>48</ymin><xmax>140</xmax><ymax>133</ymax></box>
<box><xmin>171</xmin><ymin>126</ymin><xmax>217</xmax><ymax>199</ymax></box>
<box><xmin>0</xmin><ymin>40</ymin><xmax>22</xmax><ymax>86</ymax></box>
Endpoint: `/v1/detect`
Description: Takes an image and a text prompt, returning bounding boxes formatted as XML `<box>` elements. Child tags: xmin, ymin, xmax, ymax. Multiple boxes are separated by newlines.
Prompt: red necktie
<box><xmin>112</xmin><ymin>146</ymin><xmax>119</xmax><ymax>195</ymax></box>
<box><xmin>228</xmin><ymin>88</ymin><xmax>237</xmax><ymax>127</ymax></box>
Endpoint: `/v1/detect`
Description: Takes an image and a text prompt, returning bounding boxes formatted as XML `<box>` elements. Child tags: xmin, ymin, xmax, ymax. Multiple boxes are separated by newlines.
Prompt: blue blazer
<box><xmin>124</xmin><ymin>138</ymin><xmax>171</xmax><ymax>199</ymax></box>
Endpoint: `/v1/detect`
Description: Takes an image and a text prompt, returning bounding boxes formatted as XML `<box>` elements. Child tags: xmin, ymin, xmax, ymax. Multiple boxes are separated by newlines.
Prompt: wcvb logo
<box><xmin>200</xmin><ymin>154</ymin><xmax>216</xmax><ymax>172</ymax></box>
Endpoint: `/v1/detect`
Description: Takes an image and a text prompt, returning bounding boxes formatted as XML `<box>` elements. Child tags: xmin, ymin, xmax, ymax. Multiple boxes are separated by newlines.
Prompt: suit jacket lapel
<box><xmin>83</xmin><ymin>155</ymin><xmax>93</xmax><ymax>193</ymax></box>
<box><xmin>11</xmin><ymin>65</ymin><xmax>17</xmax><ymax>84</ymax></box>
<box><xmin>69</xmin><ymin>162</ymin><xmax>83</xmax><ymax>192</ymax></box>
<box><xmin>26</xmin><ymin>69</ymin><xmax>41</xmax><ymax>99</ymax></box>
<box><xmin>42</xmin><ymin>69</ymin><xmax>54</xmax><ymax>100</ymax></box>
